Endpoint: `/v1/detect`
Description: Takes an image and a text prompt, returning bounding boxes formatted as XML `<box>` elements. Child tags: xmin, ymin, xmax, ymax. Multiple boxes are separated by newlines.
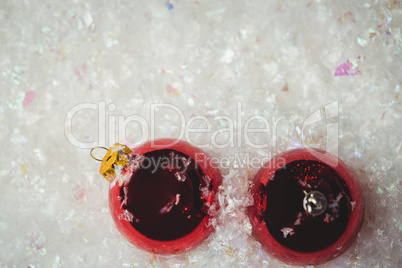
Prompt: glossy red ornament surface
<box><xmin>248</xmin><ymin>149</ymin><xmax>364</xmax><ymax>266</ymax></box>
<box><xmin>109</xmin><ymin>139</ymin><xmax>222</xmax><ymax>254</ymax></box>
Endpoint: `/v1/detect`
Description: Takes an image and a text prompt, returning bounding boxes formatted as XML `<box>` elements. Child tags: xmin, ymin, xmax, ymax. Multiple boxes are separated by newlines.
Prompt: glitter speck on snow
<box><xmin>166</xmin><ymin>84</ymin><xmax>179</xmax><ymax>95</ymax></box>
<box><xmin>22</xmin><ymin>91</ymin><xmax>35</xmax><ymax>108</ymax></box>
<box><xmin>357</xmin><ymin>37</ymin><xmax>368</xmax><ymax>47</ymax></box>
<box><xmin>166</xmin><ymin>0</ymin><xmax>174</xmax><ymax>10</ymax></box>
<box><xmin>335</xmin><ymin>60</ymin><xmax>360</xmax><ymax>76</ymax></box>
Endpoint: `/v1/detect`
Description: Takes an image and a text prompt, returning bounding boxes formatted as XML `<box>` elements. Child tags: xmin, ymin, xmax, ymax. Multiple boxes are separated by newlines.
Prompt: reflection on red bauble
<box><xmin>248</xmin><ymin>149</ymin><xmax>364</xmax><ymax>265</ymax></box>
<box><xmin>108</xmin><ymin>139</ymin><xmax>222</xmax><ymax>254</ymax></box>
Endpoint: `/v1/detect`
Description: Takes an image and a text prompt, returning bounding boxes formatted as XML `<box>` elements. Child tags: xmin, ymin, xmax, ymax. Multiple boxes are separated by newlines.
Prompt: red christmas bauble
<box><xmin>108</xmin><ymin>139</ymin><xmax>222</xmax><ymax>254</ymax></box>
<box><xmin>248</xmin><ymin>149</ymin><xmax>364</xmax><ymax>265</ymax></box>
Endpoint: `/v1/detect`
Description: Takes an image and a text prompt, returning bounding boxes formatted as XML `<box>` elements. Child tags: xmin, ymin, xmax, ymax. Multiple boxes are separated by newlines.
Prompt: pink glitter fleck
<box><xmin>335</xmin><ymin>60</ymin><xmax>360</xmax><ymax>76</ymax></box>
<box><xmin>166</xmin><ymin>84</ymin><xmax>179</xmax><ymax>95</ymax></box>
<box><xmin>23</xmin><ymin>91</ymin><xmax>35</xmax><ymax>108</ymax></box>
<box><xmin>74</xmin><ymin>185</ymin><xmax>86</xmax><ymax>200</ymax></box>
